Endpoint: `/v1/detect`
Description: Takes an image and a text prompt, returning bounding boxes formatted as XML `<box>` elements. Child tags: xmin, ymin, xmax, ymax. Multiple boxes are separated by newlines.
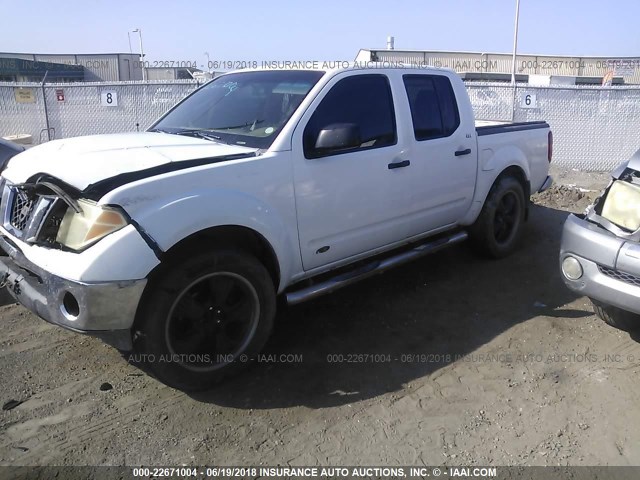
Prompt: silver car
<box><xmin>560</xmin><ymin>149</ymin><xmax>640</xmax><ymax>331</ymax></box>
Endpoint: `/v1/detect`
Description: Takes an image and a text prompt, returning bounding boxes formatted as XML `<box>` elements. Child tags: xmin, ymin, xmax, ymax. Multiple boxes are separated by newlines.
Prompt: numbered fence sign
<box><xmin>101</xmin><ymin>90</ymin><xmax>118</xmax><ymax>107</ymax></box>
<box><xmin>520</xmin><ymin>93</ymin><xmax>537</xmax><ymax>109</ymax></box>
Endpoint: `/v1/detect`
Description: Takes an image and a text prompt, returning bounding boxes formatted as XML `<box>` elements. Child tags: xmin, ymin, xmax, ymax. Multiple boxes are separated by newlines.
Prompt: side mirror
<box><xmin>312</xmin><ymin>123</ymin><xmax>361</xmax><ymax>156</ymax></box>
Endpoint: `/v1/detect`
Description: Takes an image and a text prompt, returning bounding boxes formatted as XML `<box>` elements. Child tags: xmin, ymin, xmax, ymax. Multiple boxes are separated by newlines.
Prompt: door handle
<box><xmin>455</xmin><ymin>148</ymin><xmax>472</xmax><ymax>156</ymax></box>
<box><xmin>388</xmin><ymin>160</ymin><xmax>411</xmax><ymax>169</ymax></box>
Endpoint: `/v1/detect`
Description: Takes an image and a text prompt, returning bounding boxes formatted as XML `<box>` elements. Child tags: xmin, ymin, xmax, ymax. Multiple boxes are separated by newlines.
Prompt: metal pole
<box><xmin>41</xmin><ymin>70</ymin><xmax>51</xmax><ymax>142</ymax></box>
<box><xmin>129</xmin><ymin>29</ymin><xmax>142</xmax><ymax>129</ymax></box>
<box><xmin>137</xmin><ymin>29</ymin><xmax>146</xmax><ymax>81</ymax></box>
<box><xmin>131</xmin><ymin>29</ymin><xmax>145</xmax><ymax>81</ymax></box>
<box><xmin>127</xmin><ymin>32</ymin><xmax>133</xmax><ymax>80</ymax></box>
<box><xmin>510</xmin><ymin>0</ymin><xmax>521</xmax><ymax>121</ymax></box>
<box><xmin>137</xmin><ymin>30</ymin><xmax>145</xmax><ymax>130</ymax></box>
<box><xmin>510</xmin><ymin>0</ymin><xmax>520</xmax><ymax>85</ymax></box>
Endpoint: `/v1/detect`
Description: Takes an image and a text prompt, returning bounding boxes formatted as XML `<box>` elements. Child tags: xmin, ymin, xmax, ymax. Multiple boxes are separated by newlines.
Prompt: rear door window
<box><xmin>403</xmin><ymin>74</ymin><xmax>460</xmax><ymax>141</ymax></box>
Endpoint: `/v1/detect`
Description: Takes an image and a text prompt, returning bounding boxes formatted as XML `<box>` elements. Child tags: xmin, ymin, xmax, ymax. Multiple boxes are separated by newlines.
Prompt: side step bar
<box><xmin>285</xmin><ymin>231</ymin><xmax>468</xmax><ymax>305</ymax></box>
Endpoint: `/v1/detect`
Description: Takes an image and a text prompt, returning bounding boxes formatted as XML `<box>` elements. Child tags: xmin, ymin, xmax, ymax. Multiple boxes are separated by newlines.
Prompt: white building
<box><xmin>355</xmin><ymin>47</ymin><xmax>636</xmax><ymax>84</ymax></box>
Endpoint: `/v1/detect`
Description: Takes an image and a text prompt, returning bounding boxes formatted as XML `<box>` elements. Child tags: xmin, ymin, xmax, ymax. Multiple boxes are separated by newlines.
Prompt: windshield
<box><xmin>150</xmin><ymin>70</ymin><xmax>325</xmax><ymax>149</ymax></box>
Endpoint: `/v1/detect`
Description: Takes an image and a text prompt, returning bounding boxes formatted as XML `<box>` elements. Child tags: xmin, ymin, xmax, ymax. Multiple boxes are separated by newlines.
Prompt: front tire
<box><xmin>469</xmin><ymin>176</ymin><xmax>526</xmax><ymax>258</ymax></box>
<box><xmin>133</xmin><ymin>249</ymin><xmax>276</xmax><ymax>391</ymax></box>
<box><xmin>591</xmin><ymin>299</ymin><xmax>640</xmax><ymax>332</ymax></box>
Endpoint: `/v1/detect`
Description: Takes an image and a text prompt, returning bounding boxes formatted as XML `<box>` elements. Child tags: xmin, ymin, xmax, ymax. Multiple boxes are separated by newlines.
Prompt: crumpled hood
<box><xmin>2</xmin><ymin>132</ymin><xmax>258</xmax><ymax>191</ymax></box>
<box><xmin>611</xmin><ymin>148</ymin><xmax>640</xmax><ymax>179</ymax></box>
<box><xmin>585</xmin><ymin>148</ymin><xmax>640</xmax><ymax>238</ymax></box>
<box><xmin>628</xmin><ymin>149</ymin><xmax>640</xmax><ymax>173</ymax></box>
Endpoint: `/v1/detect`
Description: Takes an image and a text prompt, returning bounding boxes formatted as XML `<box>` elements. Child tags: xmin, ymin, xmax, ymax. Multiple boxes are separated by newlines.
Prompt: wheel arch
<box><xmin>467</xmin><ymin>166</ymin><xmax>528</xmax><ymax>258</ymax></box>
<box><xmin>497</xmin><ymin>165</ymin><xmax>531</xmax><ymax>210</ymax></box>
<box><xmin>158</xmin><ymin>225</ymin><xmax>281</xmax><ymax>289</ymax></box>
<box><xmin>461</xmin><ymin>163</ymin><xmax>531</xmax><ymax>226</ymax></box>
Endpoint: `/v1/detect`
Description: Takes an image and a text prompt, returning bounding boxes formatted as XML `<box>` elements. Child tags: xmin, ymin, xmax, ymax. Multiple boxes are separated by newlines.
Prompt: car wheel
<box><xmin>469</xmin><ymin>176</ymin><xmax>526</xmax><ymax>258</ymax></box>
<box><xmin>591</xmin><ymin>299</ymin><xmax>640</xmax><ymax>332</ymax></box>
<box><xmin>133</xmin><ymin>249</ymin><xmax>276</xmax><ymax>391</ymax></box>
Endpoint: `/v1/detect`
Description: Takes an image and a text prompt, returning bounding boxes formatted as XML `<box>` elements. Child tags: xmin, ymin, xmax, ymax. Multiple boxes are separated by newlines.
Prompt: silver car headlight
<box><xmin>56</xmin><ymin>199</ymin><xmax>128</xmax><ymax>251</ymax></box>
<box><xmin>601</xmin><ymin>180</ymin><xmax>640</xmax><ymax>231</ymax></box>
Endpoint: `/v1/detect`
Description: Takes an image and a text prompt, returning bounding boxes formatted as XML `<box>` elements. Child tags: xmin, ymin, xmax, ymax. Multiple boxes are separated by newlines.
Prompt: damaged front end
<box><xmin>560</xmin><ymin>150</ymin><xmax>640</xmax><ymax>326</ymax></box>
<box><xmin>584</xmin><ymin>157</ymin><xmax>640</xmax><ymax>240</ymax></box>
<box><xmin>0</xmin><ymin>175</ymin><xmax>156</xmax><ymax>351</ymax></box>
<box><xmin>1</xmin><ymin>176</ymin><xmax>131</xmax><ymax>253</ymax></box>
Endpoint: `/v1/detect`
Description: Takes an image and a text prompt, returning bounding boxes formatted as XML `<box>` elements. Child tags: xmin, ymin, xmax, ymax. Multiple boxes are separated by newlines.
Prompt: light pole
<box><xmin>126</xmin><ymin>32</ymin><xmax>133</xmax><ymax>80</ymax></box>
<box><xmin>510</xmin><ymin>0</ymin><xmax>521</xmax><ymax>86</ymax></box>
<box><xmin>510</xmin><ymin>0</ymin><xmax>521</xmax><ymax>121</ymax></box>
<box><xmin>131</xmin><ymin>28</ymin><xmax>146</xmax><ymax>81</ymax></box>
<box><xmin>204</xmin><ymin>52</ymin><xmax>211</xmax><ymax>73</ymax></box>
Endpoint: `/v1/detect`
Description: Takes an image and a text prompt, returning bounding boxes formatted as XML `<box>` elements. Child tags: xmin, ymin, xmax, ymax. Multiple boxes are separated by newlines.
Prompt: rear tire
<box><xmin>133</xmin><ymin>249</ymin><xmax>276</xmax><ymax>391</ymax></box>
<box><xmin>469</xmin><ymin>176</ymin><xmax>526</xmax><ymax>258</ymax></box>
<box><xmin>591</xmin><ymin>299</ymin><xmax>640</xmax><ymax>332</ymax></box>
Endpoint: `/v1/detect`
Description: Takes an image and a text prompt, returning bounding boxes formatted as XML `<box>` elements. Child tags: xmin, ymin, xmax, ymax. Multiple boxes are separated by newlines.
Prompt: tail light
<box><xmin>548</xmin><ymin>131</ymin><xmax>553</xmax><ymax>163</ymax></box>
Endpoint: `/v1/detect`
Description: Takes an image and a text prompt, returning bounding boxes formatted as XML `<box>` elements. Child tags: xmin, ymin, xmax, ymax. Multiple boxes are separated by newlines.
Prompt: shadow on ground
<box><xmin>0</xmin><ymin>283</ymin><xmax>16</xmax><ymax>307</ymax></box>
<box><xmin>187</xmin><ymin>204</ymin><xmax>588</xmax><ymax>409</ymax></box>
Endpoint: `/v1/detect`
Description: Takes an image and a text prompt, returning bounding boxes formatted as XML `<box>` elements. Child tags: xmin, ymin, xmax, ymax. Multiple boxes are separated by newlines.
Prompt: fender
<box><xmin>104</xmin><ymin>187</ymin><xmax>297</xmax><ymax>293</ymax></box>
<box><xmin>459</xmin><ymin>145</ymin><xmax>531</xmax><ymax>226</ymax></box>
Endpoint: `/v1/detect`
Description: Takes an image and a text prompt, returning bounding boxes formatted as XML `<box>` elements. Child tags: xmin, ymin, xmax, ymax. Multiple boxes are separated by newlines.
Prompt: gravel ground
<box><xmin>3</xmin><ymin>167</ymin><xmax>640</xmax><ymax>467</ymax></box>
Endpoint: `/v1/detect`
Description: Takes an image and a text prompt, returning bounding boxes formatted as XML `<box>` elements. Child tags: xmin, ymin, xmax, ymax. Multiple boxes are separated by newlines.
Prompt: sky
<box><xmin>2</xmin><ymin>0</ymin><xmax>639</xmax><ymax>66</ymax></box>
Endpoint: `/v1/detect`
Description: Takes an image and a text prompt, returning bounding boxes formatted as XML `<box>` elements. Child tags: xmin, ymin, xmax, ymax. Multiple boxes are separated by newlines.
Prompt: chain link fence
<box><xmin>0</xmin><ymin>80</ymin><xmax>200</xmax><ymax>145</ymax></box>
<box><xmin>42</xmin><ymin>82</ymin><xmax>201</xmax><ymax>140</ymax></box>
<box><xmin>1</xmin><ymin>80</ymin><xmax>640</xmax><ymax>171</ymax></box>
<box><xmin>0</xmin><ymin>82</ymin><xmax>49</xmax><ymax>144</ymax></box>
<box><xmin>467</xmin><ymin>82</ymin><xmax>640</xmax><ymax>171</ymax></box>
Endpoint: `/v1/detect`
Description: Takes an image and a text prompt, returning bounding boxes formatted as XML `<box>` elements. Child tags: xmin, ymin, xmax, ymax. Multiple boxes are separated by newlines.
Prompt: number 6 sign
<box><xmin>520</xmin><ymin>93</ymin><xmax>537</xmax><ymax>109</ymax></box>
<box><xmin>101</xmin><ymin>90</ymin><xmax>118</xmax><ymax>107</ymax></box>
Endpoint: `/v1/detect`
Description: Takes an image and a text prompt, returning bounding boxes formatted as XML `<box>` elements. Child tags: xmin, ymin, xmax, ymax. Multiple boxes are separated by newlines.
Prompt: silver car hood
<box><xmin>611</xmin><ymin>148</ymin><xmax>640</xmax><ymax>179</ymax></box>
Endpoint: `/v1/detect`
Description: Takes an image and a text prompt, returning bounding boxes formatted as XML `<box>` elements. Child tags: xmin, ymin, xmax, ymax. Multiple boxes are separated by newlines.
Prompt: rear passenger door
<box><xmin>401</xmin><ymin>74</ymin><xmax>477</xmax><ymax>237</ymax></box>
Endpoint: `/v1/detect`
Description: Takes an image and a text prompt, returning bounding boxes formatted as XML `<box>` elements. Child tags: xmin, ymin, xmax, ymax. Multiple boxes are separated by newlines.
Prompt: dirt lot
<box><xmin>2</xmin><ymin>167</ymin><xmax>640</xmax><ymax>467</ymax></box>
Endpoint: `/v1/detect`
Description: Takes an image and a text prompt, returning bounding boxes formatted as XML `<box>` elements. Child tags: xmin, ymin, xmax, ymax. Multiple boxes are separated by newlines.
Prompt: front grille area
<box><xmin>2</xmin><ymin>184</ymin><xmax>66</xmax><ymax>245</ymax></box>
<box><xmin>598</xmin><ymin>265</ymin><xmax>640</xmax><ymax>287</ymax></box>
<box><xmin>9</xmin><ymin>189</ymin><xmax>36</xmax><ymax>232</ymax></box>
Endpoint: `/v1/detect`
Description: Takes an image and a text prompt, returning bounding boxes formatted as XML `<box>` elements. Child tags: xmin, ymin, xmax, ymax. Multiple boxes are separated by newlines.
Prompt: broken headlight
<box><xmin>601</xmin><ymin>180</ymin><xmax>640</xmax><ymax>231</ymax></box>
<box><xmin>56</xmin><ymin>199</ymin><xmax>128</xmax><ymax>251</ymax></box>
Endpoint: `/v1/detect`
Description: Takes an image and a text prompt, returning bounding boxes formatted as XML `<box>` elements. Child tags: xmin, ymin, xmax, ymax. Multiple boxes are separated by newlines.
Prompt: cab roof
<box><xmin>224</xmin><ymin>61</ymin><xmax>456</xmax><ymax>76</ymax></box>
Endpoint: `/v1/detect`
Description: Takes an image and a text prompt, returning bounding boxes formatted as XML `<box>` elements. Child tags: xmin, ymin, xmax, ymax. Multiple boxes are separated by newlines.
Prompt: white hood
<box><xmin>2</xmin><ymin>132</ymin><xmax>258</xmax><ymax>190</ymax></box>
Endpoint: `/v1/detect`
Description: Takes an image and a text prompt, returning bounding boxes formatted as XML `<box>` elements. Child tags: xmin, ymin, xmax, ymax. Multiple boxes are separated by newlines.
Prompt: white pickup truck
<box><xmin>0</xmin><ymin>65</ymin><xmax>552</xmax><ymax>390</ymax></box>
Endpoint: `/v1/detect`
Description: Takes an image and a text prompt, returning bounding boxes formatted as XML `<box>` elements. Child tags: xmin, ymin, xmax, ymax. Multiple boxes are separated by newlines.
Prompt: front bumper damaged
<box><xmin>0</xmin><ymin>235</ymin><xmax>145</xmax><ymax>350</ymax></box>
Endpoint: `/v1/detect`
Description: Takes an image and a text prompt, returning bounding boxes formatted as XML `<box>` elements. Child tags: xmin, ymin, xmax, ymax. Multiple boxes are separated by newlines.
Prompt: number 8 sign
<box><xmin>100</xmin><ymin>90</ymin><xmax>118</xmax><ymax>107</ymax></box>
